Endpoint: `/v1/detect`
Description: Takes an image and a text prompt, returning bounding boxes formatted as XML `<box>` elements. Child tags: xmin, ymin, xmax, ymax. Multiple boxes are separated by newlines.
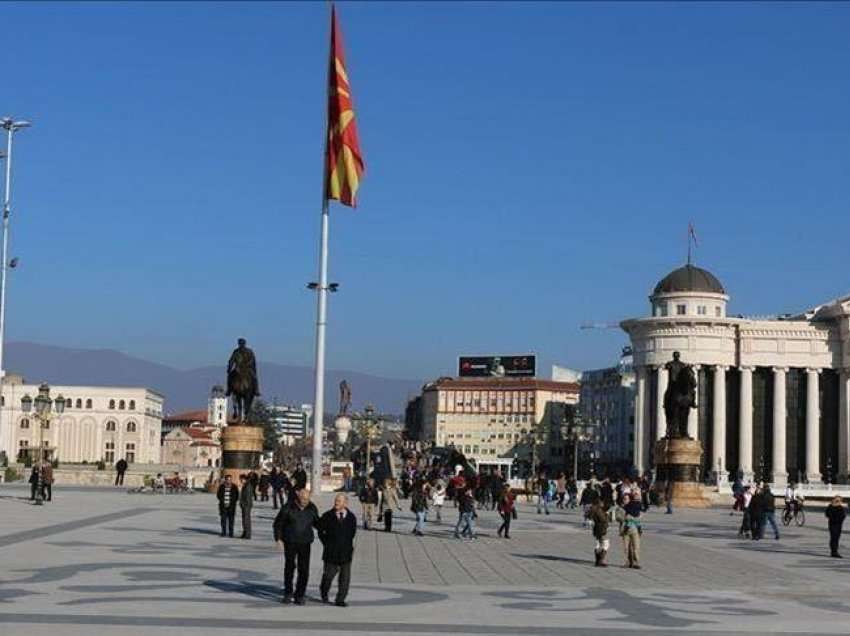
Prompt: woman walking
<box><xmin>497</xmin><ymin>486</ymin><xmax>516</xmax><ymax>539</ymax></box>
<box><xmin>825</xmin><ymin>495</ymin><xmax>847</xmax><ymax>558</ymax></box>
<box><xmin>588</xmin><ymin>496</ymin><xmax>609</xmax><ymax>567</ymax></box>
<box><xmin>620</xmin><ymin>493</ymin><xmax>642</xmax><ymax>569</ymax></box>
<box><xmin>380</xmin><ymin>479</ymin><xmax>401</xmax><ymax>533</ymax></box>
<box><xmin>410</xmin><ymin>481</ymin><xmax>429</xmax><ymax>537</ymax></box>
<box><xmin>430</xmin><ymin>480</ymin><xmax>446</xmax><ymax>524</ymax></box>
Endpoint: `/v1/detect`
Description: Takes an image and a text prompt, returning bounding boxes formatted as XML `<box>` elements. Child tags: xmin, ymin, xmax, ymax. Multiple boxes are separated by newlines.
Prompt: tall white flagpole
<box><xmin>310</xmin><ymin>201</ymin><xmax>330</xmax><ymax>493</ymax></box>
<box><xmin>310</xmin><ymin>4</ymin><xmax>334</xmax><ymax>494</ymax></box>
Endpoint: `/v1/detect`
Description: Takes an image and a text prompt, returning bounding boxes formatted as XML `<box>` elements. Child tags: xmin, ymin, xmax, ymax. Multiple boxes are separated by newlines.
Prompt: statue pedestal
<box><xmin>220</xmin><ymin>425</ymin><xmax>264</xmax><ymax>483</ymax></box>
<box><xmin>654</xmin><ymin>437</ymin><xmax>712</xmax><ymax>508</ymax></box>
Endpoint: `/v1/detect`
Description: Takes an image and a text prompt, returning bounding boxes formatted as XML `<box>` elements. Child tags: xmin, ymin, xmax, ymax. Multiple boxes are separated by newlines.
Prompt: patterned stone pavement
<box><xmin>2</xmin><ymin>484</ymin><xmax>850</xmax><ymax>634</ymax></box>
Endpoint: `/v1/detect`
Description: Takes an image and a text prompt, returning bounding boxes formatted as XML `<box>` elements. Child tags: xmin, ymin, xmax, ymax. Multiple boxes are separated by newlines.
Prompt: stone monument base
<box><xmin>220</xmin><ymin>425</ymin><xmax>264</xmax><ymax>483</ymax></box>
<box><xmin>654</xmin><ymin>437</ymin><xmax>712</xmax><ymax>508</ymax></box>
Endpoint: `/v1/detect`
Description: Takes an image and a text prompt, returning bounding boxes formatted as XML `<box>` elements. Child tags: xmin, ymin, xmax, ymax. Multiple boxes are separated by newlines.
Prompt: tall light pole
<box><xmin>0</xmin><ymin>118</ymin><xmax>31</xmax><ymax>448</ymax></box>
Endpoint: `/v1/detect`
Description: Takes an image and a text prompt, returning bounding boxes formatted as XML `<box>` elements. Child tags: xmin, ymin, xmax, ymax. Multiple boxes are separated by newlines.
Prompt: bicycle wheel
<box><xmin>782</xmin><ymin>509</ymin><xmax>792</xmax><ymax>526</ymax></box>
<box><xmin>796</xmin><ymin>509</ymin><xmax>805</xmax><ymax>527</ymax></box>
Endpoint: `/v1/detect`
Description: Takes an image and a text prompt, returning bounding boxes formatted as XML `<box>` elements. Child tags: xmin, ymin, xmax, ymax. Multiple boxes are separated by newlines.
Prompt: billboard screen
<box><xmin>458</xmin><ymin>355</ymin><xmax>536</xmax><ymax>378</ymax></box>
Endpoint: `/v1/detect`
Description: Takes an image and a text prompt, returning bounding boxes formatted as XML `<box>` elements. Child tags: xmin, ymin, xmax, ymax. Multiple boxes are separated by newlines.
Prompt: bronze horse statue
<box><xmin>226</xmin><ymin>338</ymin><xmax>260</xmax><ymax>423</ymax></box>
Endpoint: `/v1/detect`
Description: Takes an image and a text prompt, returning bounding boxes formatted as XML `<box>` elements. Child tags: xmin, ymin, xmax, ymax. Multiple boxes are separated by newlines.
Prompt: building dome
<box><xmin>653</xmin><ymin>265</ymin><xmax>725</xmax><ymax>295</ymax></box>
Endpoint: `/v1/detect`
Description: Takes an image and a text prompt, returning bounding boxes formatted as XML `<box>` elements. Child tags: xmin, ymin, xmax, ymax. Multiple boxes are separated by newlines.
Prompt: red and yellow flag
<box><xmin>325</xmin><ymin>5</ymin><xmax>365</xmax><ymax>207</ymax></box>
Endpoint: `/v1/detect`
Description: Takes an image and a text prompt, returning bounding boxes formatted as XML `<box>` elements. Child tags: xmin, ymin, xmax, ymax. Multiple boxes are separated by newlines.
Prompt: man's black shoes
<box><xmin>281</xmin><ymin>594</ymin><xmax>293</xmax><ymax>604</ymax></box>
<box><xmin>294</xmin><ymin>597</ymin><xmax>306</xmax><ymax>605</ymax></box>
<box><xmin>335</xmin><ymin>600</ymin><xmax>348</xmax><ymax>607</ymax></box>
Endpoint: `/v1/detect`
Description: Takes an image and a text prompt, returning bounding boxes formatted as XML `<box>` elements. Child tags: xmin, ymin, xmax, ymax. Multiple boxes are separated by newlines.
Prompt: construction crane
<box><xmin>580</xmin><ymin>321</ymin><xmax>621</xmax><ymax>330</ymax></box>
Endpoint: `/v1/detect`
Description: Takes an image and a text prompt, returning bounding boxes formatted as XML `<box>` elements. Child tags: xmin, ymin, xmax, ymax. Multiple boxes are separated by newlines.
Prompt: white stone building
<box><xmin>208</xmin><ymin>385</ymin><xmax>228</xmax><ymax>429</ymax></box>
<box><xmin>0</xmin><ymin>375</ymin><xmax>164</xmax><ymax>465</ymax></box>
<box><xmin>621</xmin><ymin>264</ymin><xmax>850</xmax><ymax>486</ymax></box>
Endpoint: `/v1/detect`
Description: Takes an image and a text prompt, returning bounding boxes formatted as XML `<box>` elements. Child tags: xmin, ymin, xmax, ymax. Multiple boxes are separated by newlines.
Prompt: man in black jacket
<box><xmin>318</xmin><ymin>494</ymin><xmax>357</xmax><ymax>607</ymax></box>
<box><xmin>115</xmin><ymin>458</ymin><xmax>128</xmax><ymax>486</ymax></box>
<box><xmin>217</xmin><ymin>474</ymin><xmax>239</xmax><ymax>538</ymax></box>
<box><xmin>239</xmin><ymin>474</ymin><xmax>253</xmax><ymax>539</ymax></box>
<box><xmin>273</xmin><ymin>488</ymin><xmax>320</xmax><ymax>605</ymax></box>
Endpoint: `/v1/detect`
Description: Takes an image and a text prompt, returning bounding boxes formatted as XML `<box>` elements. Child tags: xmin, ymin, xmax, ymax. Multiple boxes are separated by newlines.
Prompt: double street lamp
<box><xmin>356</xmin><ymin>404</ymin><xmax>381</xmax><ymax>478</ymax></box>
<box><xmin>21</xmin><ymin>383</ymin><xmax>65</xmax><ymax>505</ymax></box>
<box><xmin>561</xmin><ymin>414</ymin><xmax>596</xmax><ymax>482</ymax></box>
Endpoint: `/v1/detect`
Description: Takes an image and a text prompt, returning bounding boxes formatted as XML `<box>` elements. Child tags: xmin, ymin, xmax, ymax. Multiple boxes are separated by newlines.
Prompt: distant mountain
<box><xmin>5</xmin><ymin>342</ymin><xmax>423</xmax><ymax>415</ymax></box>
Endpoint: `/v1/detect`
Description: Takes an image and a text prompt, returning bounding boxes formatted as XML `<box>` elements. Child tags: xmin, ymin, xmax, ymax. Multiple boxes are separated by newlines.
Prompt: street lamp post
<box><xmin>562</xmin><ymin>414</ymin><xmax>596</xmax><ymax>483</ymax></box>
<box><xmin>357</xmin><ymin>404</ymin><xmax>381</xmax><ymax>479</ymax></box>
<box><xmin>0</xmin><ymin>118</ymin><xmax>31</xmax><ymax>440</ymax></box>
<box><xmin>21</xmin><ymin>383</ymin><xmax>65</xmax><ymax>505</ymax></box>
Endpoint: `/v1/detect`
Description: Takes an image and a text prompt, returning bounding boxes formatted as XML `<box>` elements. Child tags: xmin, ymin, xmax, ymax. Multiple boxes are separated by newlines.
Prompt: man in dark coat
<box><xmin>115</xmin><ymin>458</ymin><xmax>128</xmax><ymax>486</ymax></box>
<box><xmin>318</xmin><ymin>494</ymin><xmax>357</xmax><ymax>607</ymax></box>
<box><xmin>216</xmin><ymin>474</ymin><xmax>239</xmax><ymax>538</ymax></box>
<box><xmin>273</xmin><ymin>488</ymin><xmax>320</xmax><ymax>605</ymax></box>
<box><xmin>239</xmin><ymin>474</ymin><xmax>253</xmax><ymax>539</ymax></box>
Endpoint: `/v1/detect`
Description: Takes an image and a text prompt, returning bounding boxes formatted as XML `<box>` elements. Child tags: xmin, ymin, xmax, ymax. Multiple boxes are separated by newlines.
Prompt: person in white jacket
<box><xmin>431</xmin><ymin>481</ymin><xmax>446</xmax><ymax>524</ymax></box>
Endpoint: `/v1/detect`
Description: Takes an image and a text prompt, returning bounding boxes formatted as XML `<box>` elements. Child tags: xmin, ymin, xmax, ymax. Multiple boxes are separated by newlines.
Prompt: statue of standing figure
<box><xmin>339</xmin><ymin>380</ymin><xmax>352</xmax><ymax>416</ymax></box>
<box><xmin>663</xmin><ymin>351</ymin><xmax>696</xmax><ymax>439</ymax></box>
<box><xmin>226</xmin><ymin>338</ymin><xmax>260</xmax><ymax>423</ymax></box>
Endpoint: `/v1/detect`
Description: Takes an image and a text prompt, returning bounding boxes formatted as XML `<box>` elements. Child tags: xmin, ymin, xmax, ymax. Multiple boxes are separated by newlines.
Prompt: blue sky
<box><xmin>3</xmin><ymin>2</ymin><xmax>850</xmax><ymax>380</ymax></box>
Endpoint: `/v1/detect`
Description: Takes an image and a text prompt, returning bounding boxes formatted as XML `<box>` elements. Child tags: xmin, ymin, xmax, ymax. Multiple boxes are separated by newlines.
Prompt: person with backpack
<box><xmin>497</xmin><ymin>486</ymin><xmax>516</xmax><ymax>539</ymax></box>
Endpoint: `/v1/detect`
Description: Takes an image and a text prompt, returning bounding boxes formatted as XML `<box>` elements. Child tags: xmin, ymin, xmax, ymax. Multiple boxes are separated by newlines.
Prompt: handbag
<box><xmin>511</xmin><ymin>508</ymin><xmax>518</xmax><ymax>520</ymax></box>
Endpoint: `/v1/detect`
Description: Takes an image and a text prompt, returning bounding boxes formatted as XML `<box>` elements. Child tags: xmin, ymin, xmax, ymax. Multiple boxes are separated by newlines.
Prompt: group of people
<box><xmin>215</xmin><ymin>465</ymin><xmax>357</xmax><ymax>607</ymax></box>
<box><xmin>585</xmin><ymin>479</ymin><xmax>645</xmax><ymax>568</ymax></box>
<box><xmin>356</xmin><ymin>465</ymin><xmax>525</xmax><ymax>541</ymax></box>
<box><xmin>28</xmin><ymin>461</ymin><xmax>54</xmax><ymax>502</ymax></box>
<box><xmin>730</xmin><ymin>479</ymin><xmax>781</xmax><ymax>540</ymax></box>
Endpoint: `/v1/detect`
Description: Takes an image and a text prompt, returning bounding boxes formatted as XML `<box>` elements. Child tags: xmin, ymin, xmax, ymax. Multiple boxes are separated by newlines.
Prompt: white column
<box><xmin>655</xmin><ymin>365</ymin><xmax>668</xmax><ymax>440</ymax></box>
<box><xmin>806</xmin><ymin>368</ymin><xmax>822</xmax><ymax>484</ymax></box>
<box><xmin>739</xmin><ymin>366</ymin><xmax>754</xmax><ymax>482</ymax></box>
<box><xmin>712</xmin><ymin>366</ymin><xmax>727</xmax><ymax>484</ymax></box>
<box><xmin>688</xmin><ymin>365</ymin><xmax>701</xmax><ymax>439</ymax></box>
<box><xmin>642</xmin><ymin>368</ymin><xmax>652</xmax><ymax>472</ymax></box>
<box><xmin>772</xmin><ymin>367</ymin><xmax>788</xmax><ymax>488</ymax></box>
<box><xmin>634</xmin><ymin>367</ymin><xmax>647</xmax><ymax>474</ymax></box>
<box><xmin>839</xmin><ymin>369</ymin><xmax>850</xmax><ymax>484</ymax></box>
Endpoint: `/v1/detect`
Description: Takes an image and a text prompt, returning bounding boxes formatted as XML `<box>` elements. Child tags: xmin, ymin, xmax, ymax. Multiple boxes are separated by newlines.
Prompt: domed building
<box><xmin>621</xmin><ymin>263</ymin><xmax>850</xmax><ymax>487</ymax></box>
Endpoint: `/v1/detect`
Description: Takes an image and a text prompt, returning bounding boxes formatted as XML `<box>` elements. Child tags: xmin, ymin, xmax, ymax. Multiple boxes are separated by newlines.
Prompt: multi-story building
<box><xmin>0</xmin><ymin>374</ymin><xmax>164</xmax><ymax>465</ymax></box>
<box><xmin>270</xmin><ymin>404</ymin><xmax>309</xmax><ymax>444</ymax></box>
<box><xmin>621</xmin><ymin>263</ymin><xmax>850</xmax><ymax>485</ymax></box>
<box><xmin>580</xmin><ymin>349</ymin><xmax>636</xmax><ymax>476</ymax></box>
<box><xmin>417</xmin><ymin>377</ymin><xmax>580</xmax><ymax>475</ymax></box>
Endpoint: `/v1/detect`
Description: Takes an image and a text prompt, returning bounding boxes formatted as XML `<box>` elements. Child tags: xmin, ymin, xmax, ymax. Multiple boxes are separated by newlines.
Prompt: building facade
<box><xmin>622</xmin><ymin>264</ymin><xmax>850</xmax><ymax>486</ymax></box>
<box><xmin>0</xmin><ymin>376</ymin><xmax>164</xmax><ymax>465</ymax></box>
<box><xmin>417</xmin><ymin>377</ymin><xmax>580</xmax><ymax>472</ymax></box>
<box><xmin>580</xmin><ymin>349</ymin><xmax>636</xmax><ymax>476</ymax></box>
<box><xmin>270</xmin><ymin>404</ymin><xmax>309</xmax><ymax>444</ymax></box>
<box><xmin>161</xmin><ymin>425</ymin><xmax>221</xmax><ymax>468</ymax></box>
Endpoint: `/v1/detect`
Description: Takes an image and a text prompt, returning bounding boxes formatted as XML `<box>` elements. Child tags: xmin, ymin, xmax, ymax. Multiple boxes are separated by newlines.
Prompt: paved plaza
<box><xmin>1</xmin><ymin>485</ymin><xmax>850</xmax><ymax>635</ymax></box>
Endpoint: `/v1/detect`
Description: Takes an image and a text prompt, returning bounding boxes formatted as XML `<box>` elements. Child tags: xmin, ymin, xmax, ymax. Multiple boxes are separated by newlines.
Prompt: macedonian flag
<box><xmin>325</xmin><ymin>5</ymin><xmax>365</xmax><ymax>208</ymax></box>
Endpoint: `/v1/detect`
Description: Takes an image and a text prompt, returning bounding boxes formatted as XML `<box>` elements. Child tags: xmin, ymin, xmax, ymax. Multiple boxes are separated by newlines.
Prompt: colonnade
<box><xmin>633</xmin><ymin>365</ymin><xmax>850</xmax><ymax>485</ymax></box>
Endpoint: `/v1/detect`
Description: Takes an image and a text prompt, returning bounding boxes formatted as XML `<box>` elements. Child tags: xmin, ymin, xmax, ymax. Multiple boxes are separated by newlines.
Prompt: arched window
<box><xmin>109</xmin><ymin>400</ymin><xmax>115</xmax><ymax>410</ymax></box>
<box><xmin>20</xmin><ymin>418</ymin><xmax>29</xmax><ymax>429</ymax></box>
<box><xmin>126</xmin><ymin>421</ymin><xmax>137</xmax><ymax>433</ymax></box>
<box><xmin>86</xmin><ymin>399</ymin><xmax>92</xmax><ymax>409</ymax></box>
<box><xmin>106</xmin><ymin>420</ymin><xmax>116</xmax><ymax>432</ymax></box>
<box><xmin>76</xmin><ymin>398</ymin><xmax>82</xmax><ymax>409</ymax></box>
<box><xmin>129</xmin><ymin>400</ymin><xmax>136</xmax><ymax>410</ymax></box>
<box><xmin>119</xmin><ymin>400</ymin><xmax>125</xmax><ymax>410</ymax></box>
